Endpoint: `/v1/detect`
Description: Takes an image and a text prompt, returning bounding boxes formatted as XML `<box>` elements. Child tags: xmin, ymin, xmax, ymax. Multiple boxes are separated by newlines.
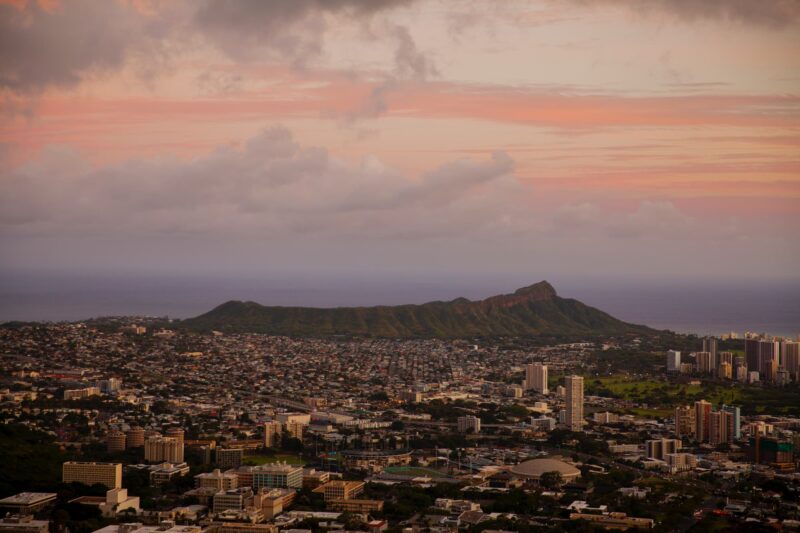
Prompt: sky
<box><xmin>1</xmin><ymin>0</ymin><xmax>799</xmax><ymax>306</ymax></box>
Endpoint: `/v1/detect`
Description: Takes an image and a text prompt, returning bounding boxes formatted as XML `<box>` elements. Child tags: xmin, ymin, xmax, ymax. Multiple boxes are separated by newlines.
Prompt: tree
<box><xmin>539</xmin><ymin>471</ymin><xmax>564</xmax><ymax>490</ymax></box>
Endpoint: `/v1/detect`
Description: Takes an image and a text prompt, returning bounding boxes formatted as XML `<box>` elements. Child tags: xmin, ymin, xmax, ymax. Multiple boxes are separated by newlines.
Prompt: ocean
<box><xmin>1</xmin><ymin>273</ymin><xmax>797</xmax><ymax>338</ymax></box>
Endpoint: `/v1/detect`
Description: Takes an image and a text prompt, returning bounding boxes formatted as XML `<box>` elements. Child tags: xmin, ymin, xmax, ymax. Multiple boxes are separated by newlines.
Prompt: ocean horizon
<box><xmin>1</xmin><ymin>273</ymin><xmax>797</xmax><ymax>338</ymax></box>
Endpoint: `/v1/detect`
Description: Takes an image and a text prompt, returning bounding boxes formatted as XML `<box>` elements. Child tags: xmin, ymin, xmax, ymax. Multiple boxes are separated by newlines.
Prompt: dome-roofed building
<box><xmin>510</xmin><ymin>458</ymin><xmax>581</xmax><ymax>482</ymax></box>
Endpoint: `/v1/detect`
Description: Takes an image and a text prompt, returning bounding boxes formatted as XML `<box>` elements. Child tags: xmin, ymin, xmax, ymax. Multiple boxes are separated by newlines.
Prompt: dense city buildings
<box><xmin>1</xmin><ymin>323</ymin><xmax>798</xmax><ymax>532</ymax></box>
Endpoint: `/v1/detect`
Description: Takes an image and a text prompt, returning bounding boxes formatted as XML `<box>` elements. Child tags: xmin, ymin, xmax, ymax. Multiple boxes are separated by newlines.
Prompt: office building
<box><xmin>750</xmin><ymin>434</ymin><xmax>794</xmax><ymax>465</ymax></box>
<box><xmin>63</xmin><ymin>387</ymin><xmax>101</xmax><ymax>400</ymax></box>
<box><xmin>0</xmin><ymin>515</ymin><xmax>49</xmax><ymax>533</ymax></box>
<box><xmin>666</xmin><ymin>350</ymin><xmax>681</xmax><ymax>372</ymax></box>
<box><xmin>315</xmin><ymin>480</ymin><xmax>364</xmax><ymax>502</ymax></box>
<box><xmin>98</xmin><ymin>378</ymin><xmax>122</xmax><ymax>394</ymax></box>
<box><xmin>195</xmin><ymin>469</ymin><xmax>238</xmax><ymax>491</ymax></box>
<box><xmin>664</xmin><ymin>453</ymin><xmax>698</xmax><ymax>473</ymax></box>
<box><xmin>592</xmin><ymin>412</ymin><xmax>620</xmax><ymax>424</ymax></box>
<box><xmin>564</xmin><ymin>375</ymin><xmax>584</xmax><ymax>432</ymax></box>
<box><xmin>252</xmin><ymin>463</ymin><xmax>303</xmax><ymax>490</ymax></box>
<box><xmin>144</xmin><ymin>436</ymin><xmax>184</xmax><ymax>463</ymax></box>
<box><xmin>400</xmin><ymin>390</ymin><xmax>422</xmax><ymax>403</ymax></box>
<box><xmin>695</xmin><ymin>400</ymin><xmax>712</xmax><ymax>443</ymax></box>
<box><xmin>0</xmin><ymin>493</ymin><xmax>57</xmax><ymax>516</ymax></box>
<box><xmin>107</xmin><ymin>430</ymin><xmax>127</xmax><ymax>453</ymax></box>
<box><xmin>675</xmin><ymin>405</ymin><xmax>695</xmax><ymax>438</ymax></box>
<box><xmin>525</xmin><ymin>363</ymin><xmax>548</xmax><ymax>394</ymax></box>
<box><xmin>213</xmin><ymin>487</ymin><xmax>254</xmax><ymax>514</ymax></box>
<box><xmin>275</xmin><ymin>413</ymin><xmax>311</xmax><ymax>425</ymax></box>
<box><xmin>62</xmin><ymin>462</ymin><xmax>122</xmax><ymax>489</ymax></box>
<box><xmin>217</xmin><ymin>448</ymin><xmax>244</xmax><ymax>469</ymax></box>
<box><xmin>645</xmin><ymin>439</ymin><xmax>681</xmax><ymax>460</ymax></box>
<box><xmin>530</xmin><ymin>416</ymin><xmax>557</xmax><ymax>431</ymax></box>
<box><xmin>457</xmin><ymin>415</ymin><xmax>481</xmax><ymax>433</ymax></box>
<box><xmin>718</xmin><ymin>351</ymin><xmax>733</xmax><ymax>367</ymax></box>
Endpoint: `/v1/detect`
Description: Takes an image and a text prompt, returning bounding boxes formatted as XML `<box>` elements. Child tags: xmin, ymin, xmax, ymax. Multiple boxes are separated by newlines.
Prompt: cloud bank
<box><xmin>0</xmin><ymin>126</ymin><xmax>523</xmax><ymax>238</ymax></box>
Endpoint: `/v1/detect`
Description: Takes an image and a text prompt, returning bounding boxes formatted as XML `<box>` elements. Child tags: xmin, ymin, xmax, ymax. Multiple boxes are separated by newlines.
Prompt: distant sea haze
<box><xmin>0</xmin><ymin>273</ymin><xmax>797</xmax><ymax>338</ymax></box>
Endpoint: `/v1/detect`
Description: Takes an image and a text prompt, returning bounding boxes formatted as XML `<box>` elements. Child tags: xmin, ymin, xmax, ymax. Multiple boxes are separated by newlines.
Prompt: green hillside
<box><xmin>181</xmin><ymin>281</ymin><xmax>653</xmax><ymax>338</ymax></box>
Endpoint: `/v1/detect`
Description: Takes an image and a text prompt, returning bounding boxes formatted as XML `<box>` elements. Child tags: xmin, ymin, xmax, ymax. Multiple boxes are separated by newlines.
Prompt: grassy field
<box><xmin>585</xmin><ymin>375</ymin><xmax>800</xmax><ymax>416</ymax></box>
<box><xmin>242</xmin><ymin>454</ymin><xmax>305</xmax><ymax>466</ymax></box>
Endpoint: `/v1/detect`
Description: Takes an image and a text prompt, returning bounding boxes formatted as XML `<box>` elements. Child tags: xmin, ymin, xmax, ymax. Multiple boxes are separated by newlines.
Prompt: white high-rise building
<box><xmin>666</xmin><ymin>350</ymin><xmax>681</xmax><ymax>372</ymax></box>
<box><xmin>564</xmin><ymin>375</ymin><xmax>584</xmax><ymax>432</ymax></box>
<box><xmin>525</xmin><ymin>363</ymin><xmax>549</xmax><ymax>394</ymax></box>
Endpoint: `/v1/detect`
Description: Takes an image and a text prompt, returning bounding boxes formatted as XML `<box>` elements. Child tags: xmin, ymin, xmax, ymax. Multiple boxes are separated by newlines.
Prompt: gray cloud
<box><xmin>0</xmin><ymin>126</ymin><xmax>522</xmax><ymax>239</ymax></box>
<box><xmin>567</xmin><ymin>0</ymin><xmax>800</xmax><ymax>27</ymax></box>
<box><xmin>0</xmin><ymin>0</ymin><xmax>173</xmax><ymax>92</ymax></box>
<box><xmin>0</xmin><ymin>0</ymin><xmax>419</xmax><ymax>93</ymax></box>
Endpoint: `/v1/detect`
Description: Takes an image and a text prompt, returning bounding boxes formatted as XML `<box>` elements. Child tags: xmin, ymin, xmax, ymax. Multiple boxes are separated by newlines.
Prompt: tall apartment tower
<box><xmin>782</xmin><ymin>341</ymin><xmax>799</xmax><ymax>381</ymax></box>
<box><xmin>144</xmin><ymin>436</ymin><xmax>184</xmax><ymax>463</ymax></box>
<box><xmin>722</xmin><ymin>405</ymin><xmax>741</xmax><ymax>440</ymax></box>
<box><xmin>745</xmin><ymin>337</ymin><xmax>761</xmax><ymax>372</ymax></box>
<box><xmin>695</xmin><ymin>352</ymin><xmax>713</xmax><ymax>374</ymax></box>
<box><xmin>709</xmin><ymin>410</ymin><xmax>735</xmax><ymax>446</ymax></box>
<box><xmin>106</xmin><ymin>430</ymin><xmax>127</xmax><ymax>453</ymax></box>
<box><xmin>666</xmin><ymin>350</ymin><xmax>681</xmax><ymax>372</ymax></box>
<box><xmin>758</xmin><ymin>340</ymin><xmax>780</xmax><ymax>379</ymax></box>
<box><xmin>674</xmin><ymin>405</ymin><xmax>696</xmax><ymax>438</ymax></box>
<box><xmin>125</xmin><ymin>426</ymin><xmax>145</xmax><ymax>448</ymax></box>
<box><xmin>564</xmin><ymin>375</ymin><xmax>584</xmax><ymax>432</ymax></box>
<box><xmin>165</xmin><ymin>427</ymin><xmax>185</xmax><ymax>446</ymax></box>
<box><xmin>525</xmin><ymin>363</ymin><xmax>549</xmax><ymax>394</ymax></box>
<box><xmin>703</xmin><ymin>337</ymin><xmax>718</xmax><ymax>369</ymax></box>
<box><xmin>695</xmin><ymin>400</ymin><xmax>712</xmax><ymax>443</ymax></box>
<box><xmin>264</xmin><ymin>421</ymin><xmax>281</xmax><ymax>448</ymax></box>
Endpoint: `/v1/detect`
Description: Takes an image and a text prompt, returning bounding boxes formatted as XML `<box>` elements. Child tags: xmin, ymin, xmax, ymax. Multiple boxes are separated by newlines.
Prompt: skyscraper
<box><xmin>703</xmin><ymin>337</ymin><xmax>718</xmax><ymax>370</ymax></box>
<box><xmin>564</xmin><ymin>375</ymin><xmax>584</xmax><ymax>432</ymax></box>
<box><xmin>525</xmin><ymin>363</ymin><xmax>549</xmax><ymax>394</ymax></box>
<box><xmin>757</xmin><ymin>339</ymin><xmax>780</xmax><ymax>379</ymax></box>
<box><xmin>783</xmin><ymin>341</ymin><xmax>799</xmax><ymax>381</ymax></box>
<box><xmin>695</xmin><ymin>400</ymin><xmax>712</xmax><ymax>443</ymax></box>
<box><xmin>666</xmin><ymin>350</ymin><xmax>681</xmax><ymax>372</ymax></box>
<box><xmin>745</xmin><ymin>337</ymin><xmax>761</xmax><ymax>372</ymax></box>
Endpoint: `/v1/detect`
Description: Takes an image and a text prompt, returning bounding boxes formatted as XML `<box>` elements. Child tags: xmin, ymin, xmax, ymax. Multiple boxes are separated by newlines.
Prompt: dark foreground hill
<box><xmin>182</xmin><ymin>281</ymin><xmax>653</xmax><ymax>338</ymax></box>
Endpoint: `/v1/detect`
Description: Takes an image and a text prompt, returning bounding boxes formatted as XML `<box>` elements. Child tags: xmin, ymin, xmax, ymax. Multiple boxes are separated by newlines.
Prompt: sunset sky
<box><xmin>1</xmin><ymin>0</ymin><xmax>799</xmax><ymax>293</ymax></box>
